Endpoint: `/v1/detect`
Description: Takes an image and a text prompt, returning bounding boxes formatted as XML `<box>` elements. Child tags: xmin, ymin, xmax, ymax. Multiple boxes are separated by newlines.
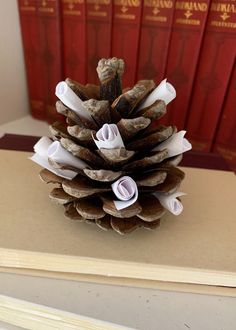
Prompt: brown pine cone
<box><xmin>39</xmin><ymin>58</ymin><xmax>185</xmax><ymax>235</ymax></box>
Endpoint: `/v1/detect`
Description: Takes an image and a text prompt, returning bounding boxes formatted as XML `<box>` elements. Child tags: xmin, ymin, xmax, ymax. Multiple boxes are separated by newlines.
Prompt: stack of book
<box><xmin>18</xmin><ymin>0</ymin><xmax>236</xmax><ymax>170</ymax></box>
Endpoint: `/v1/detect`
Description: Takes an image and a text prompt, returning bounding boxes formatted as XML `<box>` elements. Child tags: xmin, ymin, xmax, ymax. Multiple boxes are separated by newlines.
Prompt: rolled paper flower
<box><xmin>55</xmin><ymin>81</ymin><xmax>92</xmax><ymax>121</ymax></box>
<box><xmin>111</xmin><ymin>176</ymin><xmax>138</xmax><ymax>210</ymax></box>
<box><xmin>47</xmin><ymin>141</ymin><xmax>88</xmax><ymax>170</ymax></box>
<box><xmin>138</xmin><ymin>78</ymin><xmax>176</xmax><ymax>110</ymax></box>
<box><xmin>154</xmin><ymin>191</ymin><xmax>186</xmax><ymax>216</ymax></box>
<box><xmin>152</xmin><ymin>130</ymin><xmax>192</xmax><ymax>157</ymax></box>
<box><xmin>93</xmin><ymin>123</ymin><xmax>125</xmax><ymax>149</ymax></box>
<box><xmin>30</xmin><ymin>137</ymin><xmax>78</xmax><ymax>180</ymax></box>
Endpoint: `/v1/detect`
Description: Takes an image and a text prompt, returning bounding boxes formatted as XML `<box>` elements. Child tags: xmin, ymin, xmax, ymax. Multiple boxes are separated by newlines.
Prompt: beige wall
<box><xmin>0</xmin><ymin>0</ymin><xmax>29</xmax><ymax>125</ymax></box>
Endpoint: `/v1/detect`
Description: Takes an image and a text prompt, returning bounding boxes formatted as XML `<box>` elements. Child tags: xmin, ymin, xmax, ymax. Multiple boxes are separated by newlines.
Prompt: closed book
<box><xmin>137</xmin><ymin>0</ymin><xmax>175</xmax><ymax>83</ymax></box>
<box><xmin>86</xmin><ymin>0</ymin><xmax>113</xmax><ymax>84</ymax></box>
<box><xmin>37</xmin><ymin>0</ymin><xmax>63</xmax><ymax>123</ymax></box>
<box><xmin>161</xmin><ymin>0</ymin><xmax>210</xmax><ymax>129</ymax></box>
<box><xmin>1</xmin><ymin>149</ymin><xmax>236</xmax><ymax>291</ymax></box>
<box><xmin>213</xmin><ymin>60</ymin><xmax>236</xmax><ymax>171</ymax></box>
<box><xmin>112</xmin><ymin>0</ymin><xmax>143</xmax><ymax>88</ymax></box>
<box><xmin>18</xmin><ymin>0</ymin><xmax>46</xmax><ymax>120</ymax></box>
<box><xmin>61</xmin><ymin>0</ymin><xmax>87</xmax><ymax>84</ymax></box>
<box><xmin>186</xmin><ymin>0</ymin><xmax>236</xmax><ymax>152</ymax></box>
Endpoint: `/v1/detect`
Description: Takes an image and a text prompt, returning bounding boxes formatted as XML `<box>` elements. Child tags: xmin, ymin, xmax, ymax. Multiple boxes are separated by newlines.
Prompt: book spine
<box><xmin>18</xmin><ymin>0</ymin><xmax>46</xmax><ymax>120</ymax></box>
<box><xmin>112</xmin><ymin>0</ymin><xmax>143</xmax><ymax>88</ymax></box>
<box><xmin>61</xmin><ymin>0</ymin><xmax>87</xmax><ymax>84</ymax></box>
<box><xmin>86</xmin><ymin>0</ymin><xmax>113</xmax><ymax>84</ymax></box>
<box><xmin>186</xmin><ymin>0</ymin><xmax>236</xmax><ymax>152</ymax></box>
<box><xmin>37</xmin><ymin>0</ymin><xmax>63</xmax><ymax>123</ymax></box>
<box><xmin>137</xmin><ymin>0</ymin><xmax>175</xmax><ymax>84</ymax></box>
<box><xmin>213</xmin><ymin>59</ymin><xmax>236</xmax><ymax>171</ymax></box>
<box><xmin>161</xmin><ymin>0</ymin><xmax>210</xmax><ymax>129</ymax></box>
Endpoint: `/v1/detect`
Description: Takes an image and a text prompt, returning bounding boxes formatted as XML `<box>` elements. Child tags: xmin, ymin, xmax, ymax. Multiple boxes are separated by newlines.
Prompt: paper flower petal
<box><xmin>154</xmin><ymin>191</ymin><xmax>186</xmax><ymax>215</ymax></box>
<box><xmin>111</xmin><ymin>176</ymin><xmax>138</xmax><ymax>210</ymax></box>
<box><xmin>47</xmin><ymin>141</ymin><xmax>88</xmax><ymax>170</ymax></box>
<box><xmin>93</xmin><ymin>124</ymin><xmax>125</xmax><ymax>149</ymax></box>
<box><xmin>55</xmin><ymin>81</ymin><xmax>92</xmax><ymax>120</ymax></box>
<box><xmin>30</xmin><ymin>137</ymin><xmax>78</xmax><ymax>180</ymax></box>
<box><xmin>138</xmin><ymin>78</ymin><xmax>176</xmax><ymax>110</ymax></box>
<box><xmin>152</xmin><ymin>130</ymin><xmax>192</xmax><ymax>157</ymax></box>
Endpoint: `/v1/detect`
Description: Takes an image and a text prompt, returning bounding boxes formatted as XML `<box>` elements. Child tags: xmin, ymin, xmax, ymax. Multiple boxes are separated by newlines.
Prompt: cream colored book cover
<box><xmin>0</xmin><ymin>150</ymin><xmax>236</xmax><ymax>289</ymax></box>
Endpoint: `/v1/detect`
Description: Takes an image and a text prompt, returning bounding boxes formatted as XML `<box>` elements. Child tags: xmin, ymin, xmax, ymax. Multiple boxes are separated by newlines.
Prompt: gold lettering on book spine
<box><xmin>144</xmin><ymin>0</ymin><xmax>173</xmax><ymax>8</ymax></box>
<box><xmin>175</xmin><ymin>1</ymin><xmax>208</xmax><ymax>12</ymax></box>
<box><xmin>114</xmin><ymin>0</ymin><xmax>140</xmax><ymax>7</ymax></box>
<box><xmin>210</xmin><ymin>1</ymin><xmax>236</xmax><ymax>29</ymax></box>
<box><xmin>38</xmin><ymin>0</ymin><xmax>54</xmax><ymax>13</ymax></box>
<box><xmin>211</xmin><ymin>2</ymin><xmax>236</xmax><ymax>14</ymax></box>
<box><xmin>87</xmin><ymin>0</ymin><xmax>110</xmax><ymax>4</ymax></box>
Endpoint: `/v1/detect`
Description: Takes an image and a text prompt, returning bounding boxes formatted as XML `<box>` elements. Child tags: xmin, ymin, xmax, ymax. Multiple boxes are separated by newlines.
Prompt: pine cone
<box><xmin>39</xmin><ymin>58</ymin><xmax>187</xmax><ymax>235</ymax></box>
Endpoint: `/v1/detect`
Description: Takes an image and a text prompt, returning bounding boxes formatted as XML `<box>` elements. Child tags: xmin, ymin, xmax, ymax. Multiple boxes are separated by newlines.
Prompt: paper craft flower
<box><xmin>31</xmin><ymin>57</ymin><xmax>192</xmax><ymax>235</ymax></box>
<box><xmin>112</xmin><ymin>176</ymin><xmax>138</xmax><ymax>210</ymax></box>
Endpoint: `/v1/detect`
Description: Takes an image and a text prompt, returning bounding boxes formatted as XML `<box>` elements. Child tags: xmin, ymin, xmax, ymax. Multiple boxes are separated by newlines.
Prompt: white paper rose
<box><xmin>154</xmin><ymin>191</ymin><xmax>186</xmax><ymax>215</ymax></box>
<box><xmin>93</xmin><ymin>123</ymin><xmax>124</xmax><ymax>149</ymax></box>
<box><xmin>111</xmin><ymin>176</ymin><xmax>138</xmax><ymax>210</ymax></box>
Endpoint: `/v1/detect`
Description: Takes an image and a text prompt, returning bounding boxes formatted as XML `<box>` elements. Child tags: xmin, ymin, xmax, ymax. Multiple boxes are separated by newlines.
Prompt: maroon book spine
<box><xmin>18</xmin><ymin>0</ymin><xmax>46</xmax><ymax>120</ymax></box>
<box><xmin>213</xmin><ymin>59</ymin><xmax>236</xmax><ymax>171</ymax></box>
<box><xmin>161</xmin><ymin>0</ymin><xmax>210</xmax><ymax>130</ymax></box>
<box><xmin>86</xmin><ymin>0</ymin><xmax>113</xmax><ymax>84</ymax></box>
<box><xmin>186</xmin><ymin>0</ymin><xmax>236</xmax><ymax>152</ymax></box>
<box><xmin>61</xmin><ymin>0</ymin><xmax>87</xmax><ymax>84</ymax></box>
<box><xmin>137</xmin><ymin>0</ymin><xmax>175</xmax><ymax>84</ymax></box>
<box><xmin>112</xmin><ymin>0</ymin><xmax>143</xmax><ymax>88</ymax></box>
<box><xmin>37</xmin><ymin>0</ymin><xmax>63</xmax><ymax>123</ymax></box>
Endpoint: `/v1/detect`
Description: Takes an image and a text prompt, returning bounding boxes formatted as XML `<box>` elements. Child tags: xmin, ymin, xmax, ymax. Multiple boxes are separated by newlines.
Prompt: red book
<box><xmin>18</xmin><ymin>0</ymin><xmax>46</xmax><ymax>120</ymax></box>
<box><xmin>86</xmin><ymin>0</ymin><xmax>113</xmax><ymax>84</ymax></box>
<box><xmin>61</xmin><ymin>0</ymin><xmax>86</xmax><ymax>84</ymax></box>
<box><xmin>186</xmin><ymin>0</ymin><xmax>236</xmax><ymax>152</ymax></box>
<box><xmin>137</xmin><ymin>0</ymin><xmax>175</xmax><ymax>83</ymax></box>
<box><xmin>161</xmin><ymin>0</ymin><xmax>210</xmax><ymax>129</ymax></box>
<box><xmin>213</xmin><ymin>60</ymin><xmax>236</xmax><ymax>171</ymax></box>
<box><xmin>37</xmin><ymin>0</ymin><xmax>63</xmax><ymax>123</ymax></box>
<box><xmin>112</xmin><ymin>0</ymin><xmax>143</xmax><ymax>88</ymax></box>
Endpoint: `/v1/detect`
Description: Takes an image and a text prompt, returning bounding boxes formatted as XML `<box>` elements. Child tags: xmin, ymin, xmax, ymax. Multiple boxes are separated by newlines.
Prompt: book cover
<box><xmin>18</xmin><ymin>0</ymin><xmax>46</xmax><ymax>120</ymax></box>
<box><xmin>61</xmin><ymin>0</ymin><xmax>87</xmax><ymax>84</ymax></box>
<box><xmin>213</xmin><ymin>60</ymin><xmax>236</xmax><ymax>171</ymax></box>
<box><xmin>37</xmin><ymin>0</ymin><xmax>63</xmax><ymax>123</ymax></box>
<box><xmin>186</xmin><ymin>0</ymin><xmax>236</xmax><ymax>152</ymax></box>
<box><xmin>86</xmin><ymin>0</ymin><xmax>113</xmax><ymax>84</ymax></box>
<box><xmin>112</xmin><ymin>0</ymin><xmax>143</xmax><ymax>88</ymax></box>
<box><xmin>137</xmin><ymin>0</ymin><xmax>175</xmax><ymax>84</ymax></box>
<box><xmin>161</xmin><ymin>0</ymin><xmax>210</xmax><ymax>129</ymax></box>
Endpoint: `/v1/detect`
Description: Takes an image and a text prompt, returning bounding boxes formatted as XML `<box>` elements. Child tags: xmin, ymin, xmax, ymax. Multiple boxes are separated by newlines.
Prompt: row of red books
<box><xmin>18</xmin><ymin>0</ymin><xmax>236</xmax><ymax>170</ymax></box>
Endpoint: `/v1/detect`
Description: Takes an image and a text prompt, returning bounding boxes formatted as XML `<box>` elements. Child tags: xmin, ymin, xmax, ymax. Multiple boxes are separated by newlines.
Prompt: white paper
<box><xmin>30</xmin><ymin>152</ymin><xmax>78</xmax><ymax>180</ymax></box>
<box><xmin>138</xmin><ymin>78</ymin><xmax>176</xmax><ymax>110</ymax></box>
<box><xmin>111</xmin><ymin>176</ymin><xmax>138</xmax><ymax>210</ymax></box>
<box><xmin>154</xmin><ymin>191</ymin><xmax>186</xmax><ymax>216</ymax></box>
<box><xmin>93</xmin><ymin>124</ymin><xmax>125</xmax><ymax>150</ymax></box>
<box><xmin>152</xmin><ymin>130</ymin><xmax>192</xmax><ymax>157</ymax></box>
<box><xmin>30</xmin><ymin>137</ymin><xmax>82</xmax><ymax>180</ymax></box>
<box><xmin>55</xmin><ymin>81</ymin><xmax>92</xmax><ymax>121</ymax></box>
<box><xmin>47</xmin><ymin>141</ymin><xmax>88</xmax><ymax>170</ymax></box>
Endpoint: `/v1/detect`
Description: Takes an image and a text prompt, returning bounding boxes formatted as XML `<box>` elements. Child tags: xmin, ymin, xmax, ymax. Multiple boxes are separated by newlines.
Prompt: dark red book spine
<box><xmin>137</xmin><ymin>0</ymin><xmax>175</xmax><ymax>83</ymax></box>
<box><xmin>112</xmin><ymin>0</ymin><xmax>143</xmax><ymax>88</ymax></box>
<box><xmin>37</xmin><ymin>0</ymin><xmax>63</xmax><ymax>123</ymax></box>
<box><xmin>86</xmin><ymin>0</ymin><xmax>113</xmax><ymax>84</ymax></box>
<box><xmin>61</xmin><ymin>0</ymin><xmax>87</xmax><ymax>84</ymax></box>
<box><xmin>186</xmin><ymin>0</ymin><xmax>236</xmax><ymax>152</ymax></box>
<box><xmin>213</xmin><ymin>59</ymin><xmax>236</xmax><ymax>171</ymax></box>
<box><xmin>18</xmin><ymin>0</ymin><xmax>46</xmax><ymax>120</ymax></box>
<box><xmin>161</xmin><ymin>0</ymin><xmax>210</xmax><ymax>130</ymax></box>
